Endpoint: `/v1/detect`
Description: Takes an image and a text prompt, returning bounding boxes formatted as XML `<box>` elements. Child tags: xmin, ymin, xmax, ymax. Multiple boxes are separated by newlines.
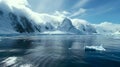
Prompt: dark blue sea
<box><xmin>0</xmin><ymin>34</ymin><xmax>120</xmax><ymax>67</ymax></box>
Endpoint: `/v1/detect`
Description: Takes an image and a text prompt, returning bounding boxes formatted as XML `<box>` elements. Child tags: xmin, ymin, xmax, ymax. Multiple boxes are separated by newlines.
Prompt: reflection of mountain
<box><xmin>0</xmin><ymin>0</ymin><xmax>119</xmax><ymax>34</ymax></box>
<box><xmin>1</xmin><ymin>35</ymin><xmax>96</xmax><ymax>67</ymax></box>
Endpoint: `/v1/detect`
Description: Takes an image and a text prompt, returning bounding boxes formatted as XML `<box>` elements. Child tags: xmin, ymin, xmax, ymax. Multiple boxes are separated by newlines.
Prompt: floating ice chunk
<box><xmin>85</xmin><ymin>45</ymin><xmax>106</xmax><ymax>51</ymax></box>
<box><xmin>2</xmin><ymin>57</ymin><xmax>17</xmax><ymax>66</ymax></box>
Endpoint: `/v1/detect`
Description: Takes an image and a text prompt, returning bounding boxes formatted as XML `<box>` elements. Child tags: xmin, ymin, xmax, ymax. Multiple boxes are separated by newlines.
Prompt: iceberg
<box><xmin>85</xmin><ymin>45</ymin><xmax>106</xmax><ymax>51</ymax></box>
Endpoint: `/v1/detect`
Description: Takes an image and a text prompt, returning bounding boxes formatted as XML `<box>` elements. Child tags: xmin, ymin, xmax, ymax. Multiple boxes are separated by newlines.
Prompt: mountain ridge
<box><xmin>0</xmin><ymin>0</ymin><xmax>119</xmax><ymax>35</ymax></box>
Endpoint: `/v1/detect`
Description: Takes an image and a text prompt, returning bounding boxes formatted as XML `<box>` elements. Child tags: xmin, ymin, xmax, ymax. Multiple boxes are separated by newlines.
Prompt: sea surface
<box><xmin>0</xmin><ymin>34</ymin><xmax>120</xmax><ymax>67</ymax></box>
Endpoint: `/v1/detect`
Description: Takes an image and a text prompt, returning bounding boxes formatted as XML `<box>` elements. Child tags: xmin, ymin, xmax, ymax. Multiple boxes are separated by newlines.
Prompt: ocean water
<box><xmin>0</xmin><ymin>35</ymin><xmax>120</xmax><ymax>67</ymax></box>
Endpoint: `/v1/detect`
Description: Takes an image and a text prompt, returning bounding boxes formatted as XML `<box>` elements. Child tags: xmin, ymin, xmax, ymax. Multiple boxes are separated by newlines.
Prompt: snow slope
<box><xmin>93</xmin><ymin>22</ymin><xmax>120</xmax><ymax>34</ymax></box>
<box><xmin>0</xmin><ymin>0</ymin><xmax>63</xmax><ymax>34</ymax></box>
<box><xmin>72</xmin><ymin>19</ymin><xmax>97</xmax><ymax>34</ymax></box>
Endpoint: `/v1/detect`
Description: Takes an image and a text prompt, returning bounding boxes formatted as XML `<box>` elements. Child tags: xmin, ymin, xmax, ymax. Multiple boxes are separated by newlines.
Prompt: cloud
<box><xmin>71</xmin><ymin>18</ymin><xmax>90</xmax><ymax>30</ymax></box>
<box><xmin>62</xmin><ymin>11</ymin><xmax>71</xmax><ymax>15</ymax></box>
<box><xmin>98</xmin><ymin>22</ymin><xmax>120</xmax><ymax>27</ymax></box>
<box><xmin>54</xmin><ymin>11</ymin><xmax>66</xmax><ymax>18</ymax></box>
<box><xmin>1</xmin><ymin>0</ymin><xmax>29</xmax><ymax>6</ymax></box>
<box><xmin>31</xmin><ymin>0</ymin><xmax>65</xmax><ymax>13</ymax></box>
<box><xmin>70</xmin><ymin>8</ymin><xmax>87</xmax><ymax>17</ymax></box>
<box><xmin>94</xmin><ymin>22</ymin><xmax>120</xmax><ymax>33</ymax></box>
<box><xmin>72</xmin><ymin>0</ymin><xmax>89</xmax><ymax>9</ymax></box>
<box><xmin>0</xmin><ymin>0</ymin><xmax>30</xmax><ymax>11</ymax></box>
<box><xmin>53</xmin><ymin>11</ymin><xmax>71</xmax><ymax>18</ymax></box>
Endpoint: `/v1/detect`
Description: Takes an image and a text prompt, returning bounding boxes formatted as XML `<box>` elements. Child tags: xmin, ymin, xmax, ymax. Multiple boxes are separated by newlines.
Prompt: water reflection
<box><xmin>0</xmin><ymin>35</ymin><xmax>106</xmax><ymax>67</ymax></box>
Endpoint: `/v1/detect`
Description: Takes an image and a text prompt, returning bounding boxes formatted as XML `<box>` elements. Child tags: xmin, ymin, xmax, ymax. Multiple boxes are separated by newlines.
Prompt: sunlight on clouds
<box><xmin>62</xmin><ymin>11</ymin><xmax>71</xmax><ymax>15</ymax></box>
<box><xmin>94</xmin><ymin>22</ymin><xmax>120</xmax><ymax>34</ymax></box>
<box><xmin>72</xmin><ymin>0</ymin><xmax>89</xmax><ymax>9</ymax></box>
<box><xmin>70</xmin><ymin>8</ymin><xmax>87</xmax><ymax>17</ymax></box>
<box><xmin>54</xmin><ymin>11</ymin><xmax>70</xmax><ymax>18</ymax></box>
<box><xmin>0</xmin><ymin>0</ymin><xmax>29</xmax><ymax>10</ymax></box>
<box><xmin>33</xmin><ymin>0</ymin><xmax>65</xmax><ymax>13</ymax></box>
<box><xmin>1</xmin><ymin>0</ymin><xmax>29</xmax><ymax>6</ymax></box>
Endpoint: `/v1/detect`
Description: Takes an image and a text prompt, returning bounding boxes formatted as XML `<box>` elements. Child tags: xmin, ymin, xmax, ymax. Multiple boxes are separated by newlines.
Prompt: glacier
<box><xmin>0</xmin><ymin>0</ymin><xmax>119</xmax><ymax>35</ymax></box>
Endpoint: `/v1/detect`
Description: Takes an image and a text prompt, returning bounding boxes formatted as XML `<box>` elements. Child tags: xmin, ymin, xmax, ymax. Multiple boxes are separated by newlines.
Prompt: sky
<box><xmin>28</xmin><ymin>0</ymin><xmax>120</xmax><ymax>24</ymax></box>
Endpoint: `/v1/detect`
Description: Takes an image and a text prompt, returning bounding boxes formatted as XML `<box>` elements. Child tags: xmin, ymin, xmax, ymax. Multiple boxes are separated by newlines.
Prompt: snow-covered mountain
<box><xmin>0</xmin><ymin>0</ymin><xmax>119</xmax><ymax>35</ymax></box>
<box><xmin>71</xmin><ymin>19</ymin><xmax>97</xmax><ymax>34</ymax></box>
<box><xmin>57</xmin><ymin>18</ymin><xmax>83</xmax><ymax>34</ymax></box>
<box><xmin>93</xmin><ymin>22</ymin><xmax>120</xmax><ymax>34</ymax></box>
<box><xmin>0</xmin><ymin>0</ymin><xmax>61</xmax><ymax>34</ymax></box>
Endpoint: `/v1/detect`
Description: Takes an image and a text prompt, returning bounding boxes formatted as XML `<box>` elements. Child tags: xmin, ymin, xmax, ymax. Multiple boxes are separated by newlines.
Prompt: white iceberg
<box><xmin>85</xmin><ymin>45</ymin><xmax>106</xmax><ymax>51</ymax></box>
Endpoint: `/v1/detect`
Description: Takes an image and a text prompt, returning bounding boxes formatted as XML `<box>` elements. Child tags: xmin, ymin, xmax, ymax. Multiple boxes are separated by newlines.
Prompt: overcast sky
<box><xmin>28</xmin><ymin>0</ymin><xmax>120</xmax><ymax>24</ymax></box>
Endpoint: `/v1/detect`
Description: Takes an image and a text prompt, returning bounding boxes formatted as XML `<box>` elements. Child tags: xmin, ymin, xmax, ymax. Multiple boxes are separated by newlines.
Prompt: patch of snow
<box><xmin>72</xmin><ymin>19</ymin><xmax>97</xmax><ymax>34</ymax></box>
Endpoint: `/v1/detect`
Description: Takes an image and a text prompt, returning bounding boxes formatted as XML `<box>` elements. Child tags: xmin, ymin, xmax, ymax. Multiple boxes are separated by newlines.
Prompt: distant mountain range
<box><xmin>0</xmin><ymin>0</ymin><xmax>120</xmax><ymax>35</ymax></box>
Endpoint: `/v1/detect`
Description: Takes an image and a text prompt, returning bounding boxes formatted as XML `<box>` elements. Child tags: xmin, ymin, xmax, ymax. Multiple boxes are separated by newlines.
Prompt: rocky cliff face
<box><xmin>58</xmin><ymin>18</ymin><xmax>83</xmax><ymax>34</ymax></box>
